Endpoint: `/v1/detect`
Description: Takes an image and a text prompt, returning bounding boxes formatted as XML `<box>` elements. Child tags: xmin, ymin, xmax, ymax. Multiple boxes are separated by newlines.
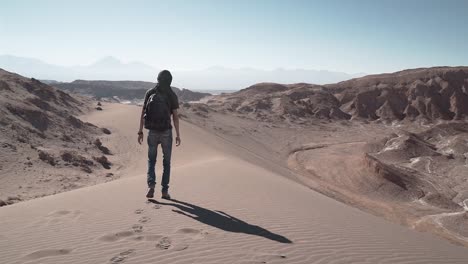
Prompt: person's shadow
<box><xmin>148</xmin><ymin>199</ymin><xmax>292</xmax><ymax>244</ymax></box>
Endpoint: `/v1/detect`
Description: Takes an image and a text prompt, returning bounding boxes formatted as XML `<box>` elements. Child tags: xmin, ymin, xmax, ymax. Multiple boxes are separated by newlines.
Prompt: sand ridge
<box><xmin>1</xmin><ymin>104</ymin><xmax>468</xmax><ymax>263</ymax></box>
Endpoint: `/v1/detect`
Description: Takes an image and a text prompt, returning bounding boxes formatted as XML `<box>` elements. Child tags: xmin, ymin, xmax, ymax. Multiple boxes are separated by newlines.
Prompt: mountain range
<box><xmin>51</xmin><ymin>80</ymin><xmax>211</xmax><ymax>103</ymax></box>
<box><xmin>0</xmin><ymin>55</ymin><xmax>365</xmax><ymax>90</ymax></box>
<box><xmin>203</xmin><ymin>66</ymin><xmax>468</xmax><ymax>122</ymax></box>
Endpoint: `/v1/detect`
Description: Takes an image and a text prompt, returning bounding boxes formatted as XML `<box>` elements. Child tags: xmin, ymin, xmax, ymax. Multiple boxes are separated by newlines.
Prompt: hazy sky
<box><xmin>1</xmin><ymin>0</ymin><xmax>467</xmax><ymax>74</ymax></box>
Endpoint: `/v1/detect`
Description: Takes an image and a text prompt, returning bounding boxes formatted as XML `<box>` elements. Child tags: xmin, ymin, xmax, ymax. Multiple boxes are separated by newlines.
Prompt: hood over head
<box><xmin>157</xmin><ymin>70</ymin><xmax>172</xmax><ymax>86</ymax></box>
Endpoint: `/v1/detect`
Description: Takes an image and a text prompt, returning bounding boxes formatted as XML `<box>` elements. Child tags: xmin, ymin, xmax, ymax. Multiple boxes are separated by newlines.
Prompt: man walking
<box><xmin>138</xmin><ymin>70</ymin><xmax>181</xmax><ymax>199</ymax></box>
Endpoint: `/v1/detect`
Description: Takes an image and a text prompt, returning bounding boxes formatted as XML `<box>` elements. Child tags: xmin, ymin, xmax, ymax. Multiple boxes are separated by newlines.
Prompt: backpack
<box><xmin>144</xmin><ymin>89</ymin><xmax>172</xmax><ymax>131</ymax></box>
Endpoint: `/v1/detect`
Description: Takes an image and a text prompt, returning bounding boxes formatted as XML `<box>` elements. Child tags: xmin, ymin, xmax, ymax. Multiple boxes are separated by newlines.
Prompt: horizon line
<box><xmin>0</xmin><ymin>54</ymin><xmax>368</xmax><ymax>75</ymax></box>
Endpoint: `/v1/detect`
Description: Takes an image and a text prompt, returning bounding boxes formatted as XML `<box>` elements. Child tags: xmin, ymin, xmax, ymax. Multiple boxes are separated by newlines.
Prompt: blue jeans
<box><xmin>147</xmin><ymin>129</ymin><xmax>173</xmax><ymax>191</ymax></box>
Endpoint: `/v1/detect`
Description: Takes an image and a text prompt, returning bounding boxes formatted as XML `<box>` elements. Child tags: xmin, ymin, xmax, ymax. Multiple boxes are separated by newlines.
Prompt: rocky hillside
<box><xmin>327</xmin><ymin>67</ymin><xmax>468</xmax><ymax>121</ymax></box>
<box><xmin>364</xmin><ymin>122</ymin><xmax>468</xmax><ymax>241</ymax></box>
<box><xmin>0</xmin><ymin>70</ymin><xmax>90</xmax><ymax>140</ymax></box>
<box><xmin>201</xmin><ymin>67</ymin><xmax>468</xmax><ymax>123</ymax></box>
<box><xmin>52</xmin><ymin>80</ymin><xmax>211</xmax><ymax>102</ymax></box>
<box><xmin>366</xmin><ymin>122</ymin><xmax>468</xmax><ymax>209</ymax></box>
<box><xmin>202</xmin><ymin>82</ymin><xmax>350</xmax><ymax>122</ymax></box>
<box><xmin>0</xmin><ymin>69</ymin><xmax>114</xmax><ymax>206</ymax></box>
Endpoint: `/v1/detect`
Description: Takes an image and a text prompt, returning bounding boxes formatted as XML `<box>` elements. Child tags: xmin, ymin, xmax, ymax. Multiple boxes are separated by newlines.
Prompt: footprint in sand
<box><xmin>47</xmin><ymin>210</ymin><xmax>72</xmax><ymax>217</ymax></box>
<box><xmin>45</xmin><ymin>210</ymin><xmax>82</xmax><ymax>224</ymax></box>
<box><xmin>138</xmin><ymin>216</ymin><xmax>150</xmax><ymax>223</ymax></box>
<box><xmin>153</xmin><ymin>204</ymin><xmax>161</xmax><ymax>209</ymax></box>
<box><xmin>155</xmin><ymin>237</ymin><xmax>172</xmax><ymax>250</ymax></box>
<box><xmin>131</xmin><ymin>234</ymin><xmax>164</xmax><ymax>242</ymax></box>
<box><xmin>154</xmin><ymin>236</ymin><xmax>189</xmax><ymax>251</ymax></box>
<box><xmin>177</xmin><ymin>228</ymin><xmax>208</xmax><ymax>240</ymax></box>
<box><xmin>98</xmin><ymin>231</ymin><xmax>134</xmax><ymax>242</ymax></box>
<box><xmin>134</xmin><ymin>209</ymin><xmax>144</xmax><ymax>214</ymax></box>
<box><xmin>109</xmin><ymin>249</ymin><xmax>135</xmax><ymax>264</ymax></box>
<box><xmin>31</xmin><ymin>210</ymin><xmax>81</xmax><ymax>227</ymax></box>
<box><xmin>131</xmin><ymin>224</ymin><xmax>143</xmax><ymax>233</ymax></box>
<box><xmin>47</xmin><ymin>210</ymin><xmax>81</xmax><ymax>218</ymax></box>
<box><xmin>172</xmin><ymin>243</ymin><xmax>190</xmax><ymax>251</ymax></box>
<box><xmin>24</xmin><ymin>249</ymin><xmax>72</xmax><ymax>260</ymax></box>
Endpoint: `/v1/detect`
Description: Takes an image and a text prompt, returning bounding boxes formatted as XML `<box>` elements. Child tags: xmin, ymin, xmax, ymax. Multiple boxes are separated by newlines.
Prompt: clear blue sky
<box><xmin>1</xmin><ymin>0</ymin><xmax>467</xmax><ymax>73</ymax></box>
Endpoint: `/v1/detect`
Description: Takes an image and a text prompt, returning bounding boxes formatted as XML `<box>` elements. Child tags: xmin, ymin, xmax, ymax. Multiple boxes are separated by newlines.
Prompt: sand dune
<box><xmin>1</xmin><ymin>104</ymin><xmax>468</xmax><ymax>264</ymax></box>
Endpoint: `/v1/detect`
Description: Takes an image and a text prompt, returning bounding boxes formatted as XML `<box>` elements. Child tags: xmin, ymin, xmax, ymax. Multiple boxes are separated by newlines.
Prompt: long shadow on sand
<box><xmin>148</xmin><ymin>199</ymin><xmax>292</xmax><ymax>244</ymax></box>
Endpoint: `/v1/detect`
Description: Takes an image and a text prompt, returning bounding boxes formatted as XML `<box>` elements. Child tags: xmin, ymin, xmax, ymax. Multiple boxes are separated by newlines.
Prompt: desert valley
<box><xmin>1</xmin><ymin>66</ymin><xmax>468</xmax><ymax>263</ymax></box>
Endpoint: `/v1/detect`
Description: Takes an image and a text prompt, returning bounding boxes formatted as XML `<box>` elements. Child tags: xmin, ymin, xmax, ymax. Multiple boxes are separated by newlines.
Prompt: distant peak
<box><xmin>91</xmin><ymin>56</ymin><xmax>122</xmax><ymax>66</ymax></box>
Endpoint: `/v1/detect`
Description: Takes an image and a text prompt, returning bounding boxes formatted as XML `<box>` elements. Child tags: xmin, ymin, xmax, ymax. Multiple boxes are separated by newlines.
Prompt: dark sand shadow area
<box><xmin>148</xmin><ymin>199</ymin><xmax>292</xmax><ymax>244</ymax></box>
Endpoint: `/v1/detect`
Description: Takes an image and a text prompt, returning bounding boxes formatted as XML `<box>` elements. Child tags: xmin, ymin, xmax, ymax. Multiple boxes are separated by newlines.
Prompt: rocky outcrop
<box><xmin>199</xmin><ymin>67</ymin><xmax>468</xmax><ymax>123</ymax></box>
<box><xmin>204</xmin><ymin>83</ymin><xmax>351</xmax><ymax>122</ymax></box>
<box><xmin>0</xmin><ymin>69</ymin><xmax>98</xmax><ymax>143</ymax></box>
<box><xmin>327</xmin><ymin>67</ymin><xmax>468</xmax><ymax>121</ymax></box>
<box><xmin>365</xmin><ymin>122</ymin><xmax>468</xmax><ymax>210</ymax></box>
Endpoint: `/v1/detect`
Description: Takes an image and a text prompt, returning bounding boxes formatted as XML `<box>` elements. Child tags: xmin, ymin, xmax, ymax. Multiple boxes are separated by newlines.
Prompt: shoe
<box><xmin>146</xmin><ymin>188</ymin><xmax>155</xmax><ymax>198</ymax></box>
<box><xmin>161</xmin><ymin>191</ymin><xmax>171</xmax><ymax>200</ymax></box>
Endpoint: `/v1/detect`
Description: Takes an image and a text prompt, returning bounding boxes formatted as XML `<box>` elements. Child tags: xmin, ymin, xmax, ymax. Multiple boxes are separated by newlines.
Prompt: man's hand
<box><xmin>138</xmin><ymin>132</ymin><xmax>143</xmax><ymax>145</ymax></box>
<box><xmin>175</xmin><ymin>136</ymin><xmax>181</xmax><ymax>146</ymax></box>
